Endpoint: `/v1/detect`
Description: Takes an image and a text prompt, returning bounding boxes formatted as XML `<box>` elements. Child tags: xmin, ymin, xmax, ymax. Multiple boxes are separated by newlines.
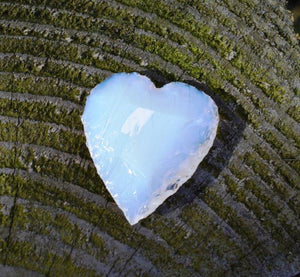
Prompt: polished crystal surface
<box><xmin>81</xmin><ymin>73</ymin><xmax>219</xmax><ymax>225</ymax></box>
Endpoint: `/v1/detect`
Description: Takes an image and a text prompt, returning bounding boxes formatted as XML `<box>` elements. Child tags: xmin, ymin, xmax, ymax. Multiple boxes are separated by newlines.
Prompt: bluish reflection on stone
<box><xmin>82</xmin><ymin>73</ymin><xmax>219</xmax><ymax>225</ymax></box>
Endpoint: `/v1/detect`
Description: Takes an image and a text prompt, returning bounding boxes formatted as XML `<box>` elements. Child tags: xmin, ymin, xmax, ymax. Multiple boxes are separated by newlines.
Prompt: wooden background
<box><xmin>0</xmin><ymin>0</ymin><xmax>299</xmax><ymax>276</ymax></box>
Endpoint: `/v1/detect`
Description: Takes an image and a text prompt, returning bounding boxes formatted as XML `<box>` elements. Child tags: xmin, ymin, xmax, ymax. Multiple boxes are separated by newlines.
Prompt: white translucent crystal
<box><xmin>81</xmin><ymin>73</ymin><xmax>219</xmax><ymax>225</ymax></box>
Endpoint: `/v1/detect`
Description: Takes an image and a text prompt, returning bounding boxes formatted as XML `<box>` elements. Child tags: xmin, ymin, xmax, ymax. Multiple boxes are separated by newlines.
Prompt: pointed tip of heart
<box><xmin>122</xmin><ymin>189</ymin><xmax>177</xmax><ymax>225</ymax></box>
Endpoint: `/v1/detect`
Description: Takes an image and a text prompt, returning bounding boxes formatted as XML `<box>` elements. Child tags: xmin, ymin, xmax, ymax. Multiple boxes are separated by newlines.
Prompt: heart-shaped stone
<box><xmin>81</xmin><ymin>73</ymin><xmax>219</xmax><ymax>225</ymax></box>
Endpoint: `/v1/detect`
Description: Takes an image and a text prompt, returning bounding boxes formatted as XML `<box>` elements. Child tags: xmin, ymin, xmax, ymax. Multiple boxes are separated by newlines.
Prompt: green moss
<box><xmin>228</xmin><ymin>160</ymin><xmax>249</xmax><ymax>180</ymax></box>
<box><xmin>25</xmin><ymin>207</ymin><xmax>52</xmax><ymax>235</ymax></box>
<box><xmin>0</xmin><ymin>1</ymin><xmax>289</xmax><ymax>111</ymax></box>
<box><xmin>0</xmin><ymin>239</ymin><xmax>97</xmax><ymax>276</ymax></box>
<box><xmin>0</xmin><ymin>120</ymin><xmax>92</xmax><ymax>159</ymax></box>
<box><xmin>0</xmin><ymin>172</ymin><xmax>184</xmax><ymax>271</ymax></box>
<box><xmin>0</xmin><ymin>146</ymin><xmax>15</xmax><ymax>169</ymax></box>
<box><xmin>0</xmin><ymin>54</ymin><xmax>105</xmax><ymax>88</ymax></box>
<box><xmin>0</xmin><ymin>203</ymin><xmax>9</xmax><ymax>226</ymax></box>
<box><xmin>141</xmin><ymin>217</ymin><xmax>187</xmax><ymax>250</ymax></box>
<box><xmin>99</xmin><ymin>210</ymin><xmax>187</xmax><ymax>272</ymax></box>
<box><xmin>32</xmin><ymin>156</ymin><xmax>107</xmax><ymax>196</ymax></box>
<box><xmin>224</xmin><ymin>175</ymin><xmax>297</xmax><ymax>248</ymax></box>
<box><xmin>254</xmin><ymin>144</ymin><xmax>299</xmax><ymax>189</ymax></box>
<box><xmin>12</xmin><ymin>204</ymin><xmax>29</xmax><ymax>229</ymax></box>
<box><xmin>287</xmin><ymin>104</ymin><xmax>300</xmax><ymax>123</ymax></box>
<box><xmin>0</xmin><ymin>73</ymin><xmax>86</xmax><ymax>104</ymax></box>
<box><xmin>0</xmin><ymin>173</ymin><xmax>104</xmax><ymax>221</ymax></box>
<box><xmin>0</xmin><ymin>98</ymin><xmax>82</xmax><ymax>130</ymax></box>
<box><xmin>53</xmin><ymin>214</ymin><xmax>87</xmax><ymax>247</ymax></box>
<box><xmin>244</xmin><ymin>152</ymin><xmax>291</xmax><ymax>200</ymax></box>
<box><xmin>0</xmin><ymin>143</ymin><xmax>109</xmax><ymax>198</ymax></box>
<box><xmin>244</xmin><ymin>178</ymin><xmax>280</xmax><ymax>214</ymax></box>
<box><xmin>202</xmin><ymin>186</ymin><xmax>261</xmax><ymax>245</ymax></box>
<box><xmin>118</xmin><ymin>0</ymin><xmax>233</xmax><ymax>57</ymax></box>
<box><xmin>256</xmin><ymin>82</ymin><xmax>287</xmax><ymax>103</ymax></box>
<box><xmin>179</xmin><ymin>203</ymin><xmax>245</xmax><ymax>272</ymax></box>
<box><xmin>89</xmin><ymin>233</ymin><xmax>109</xmax><ymax>259</ymax></box>
<box><xmin>275</xmin><ymin>120</ymin><xmax>300</xmax><ymax>146</ymax></box>
<box><xmin>115</xmin><ymin>0</ymin><xmax>289</xmax><ymax>104</ymax></box>
<box><xmin>174</xmin><ymin>0</ymin><xmax>292</xmax><ymax>81</ymax></box>
<box><xmin>261</xmin><ymin>129</ymin><xmax>297</xmax><ymax>165</ymax></box>
<box><xmin>89</xmin><ymin>233</ymin><xmax>104</xmax><ymax>249</ymax></box>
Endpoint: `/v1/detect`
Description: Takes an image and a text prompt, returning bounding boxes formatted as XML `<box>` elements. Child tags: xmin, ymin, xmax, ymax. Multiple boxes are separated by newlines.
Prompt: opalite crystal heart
<box><xmin>82</xmin><ymin>73</ymin><xmax>219</xmax><ymax>225</ymax></box>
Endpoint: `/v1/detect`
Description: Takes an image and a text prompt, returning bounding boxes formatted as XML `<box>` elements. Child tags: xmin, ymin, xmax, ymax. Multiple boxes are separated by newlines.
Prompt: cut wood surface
<box><xmin>0</xmin><ymin>0</ymin><xmax>299</xmax><ymax>276</ymax></box>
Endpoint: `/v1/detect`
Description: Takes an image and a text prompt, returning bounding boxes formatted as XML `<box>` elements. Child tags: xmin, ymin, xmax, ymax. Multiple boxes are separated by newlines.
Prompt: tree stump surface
<box><xmin>0</xmin><ymin>0</ymin><xmax>299</xmax><ymax>276</ymax></box>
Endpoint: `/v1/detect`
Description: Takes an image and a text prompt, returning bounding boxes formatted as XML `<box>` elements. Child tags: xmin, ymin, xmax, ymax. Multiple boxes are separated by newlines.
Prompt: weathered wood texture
<box><xmin>0</xmin><ymin>0</ymin><xmax>299</xmax><ymax>276</ymax></box>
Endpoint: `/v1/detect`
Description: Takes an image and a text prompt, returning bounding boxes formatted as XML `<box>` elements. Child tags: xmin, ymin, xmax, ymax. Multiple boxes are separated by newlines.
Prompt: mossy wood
<box><xmin>0</xmin><ymin>0</ymin><xmax>299</xmax><ymax>276</ymax></box>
